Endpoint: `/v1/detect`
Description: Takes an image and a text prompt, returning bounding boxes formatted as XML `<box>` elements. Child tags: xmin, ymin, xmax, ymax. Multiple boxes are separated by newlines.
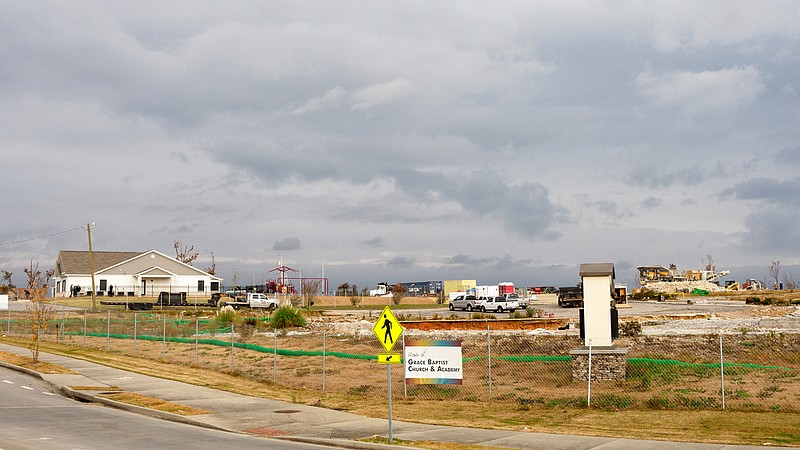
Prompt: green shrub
<box><xmin>271</xmin><ymin>306</ymin><xmax>306</xmax><ymax>329</ymax></box>
<box><xmin>526</xmin><ymin>307</ymin><xmax>544</xmax><ymax>318</ymax></box>
<box><xmin>470</xmin><ymin>312</ymin><xmax>492</xmax><ymax>319</ymax></box>
<box><xmin>215</xmin><ymin>308</ymin><xmax>236</xmax><ymax>328</ymax></box>
<box><xmin>592</xmin><ymin>394</ymin><xmax>633</xmax><ymax>410</ymax></box>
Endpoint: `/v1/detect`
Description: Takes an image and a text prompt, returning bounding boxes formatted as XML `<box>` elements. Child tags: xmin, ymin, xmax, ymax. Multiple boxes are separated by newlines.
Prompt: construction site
<box><xmin>636</xmin><ymin>264</ymin><xmax>764</xmax><ymax>294</ymax></box>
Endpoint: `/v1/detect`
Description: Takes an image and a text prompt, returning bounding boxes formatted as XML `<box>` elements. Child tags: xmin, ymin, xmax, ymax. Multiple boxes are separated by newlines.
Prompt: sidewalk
<box><xmin>0</xmin><ymin>343</ymin><xmax>777</xmax><ymax>450</ymax></box>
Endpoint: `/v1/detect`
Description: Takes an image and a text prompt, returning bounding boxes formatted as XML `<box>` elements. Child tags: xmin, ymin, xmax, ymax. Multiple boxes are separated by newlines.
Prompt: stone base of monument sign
<box><xmin>570</xmin><ymin>346</ymin><xmax>628</xmax><ymax>382</ymax></box>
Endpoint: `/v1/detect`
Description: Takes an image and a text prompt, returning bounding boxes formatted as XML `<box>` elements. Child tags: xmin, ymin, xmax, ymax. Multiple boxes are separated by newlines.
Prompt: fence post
<box><xmin>106</xmin><ymin>310</ymin><xmax>110</xmax><ymax>351</ymax></box>
<box><xmin>83</xmin><ymin>309</ymin><xmax>87</xmax><ymax>347</ymax></box>
<box><xmin>133</xmin><ymin>313</ymin><xmax>137</xmax><ymax>356</ymax></box>
<box><xmin>402</xmin><ymin>333</ymin><xmax>406</xmax><ymax>399</ymax></box>
<box><xmin>322</xmin><ymin>331</ymin><xmax>327</xmax><ymax>392</ymax></box>
<box><xmin>7</xmin><ymin>307</ymin><xmax>10</xmax><ymax>335</ymax></box>
<box><xmin>162</xmin><ymin>315</ymin><xmax>167</xmax><ymax>357</ymax></box>
<box><xmin>273</xmin><ymin>331</ymin><xmax>277</xmax><ymax>382</ymax></box>
<box><xmin>60</xmin><ymin>306</ymin><xmax>65</xmax><ymax>341</ymax></box>
<box><xmin>487</xmin><ymin>325</ymin><xmax>492</xmax><ymax>399</ymax></box>
<box><xmin>720</xmin><ymin>331</ymin><xmax>725</xmax><ymax>410</ymax></box>
<box><xmin>587</xmin><ymin>338</ymin><xmax>593</xmax><ymax>407</ymax></box>
<box><xmin>195</xmin><ymin>318</ymin><xmax>199</xmax><ymax>366</ymax></box>
<box><xmin>230</xmin><ymin>322</ymin><xmax>235</xmax><ymax>370</ymax></box>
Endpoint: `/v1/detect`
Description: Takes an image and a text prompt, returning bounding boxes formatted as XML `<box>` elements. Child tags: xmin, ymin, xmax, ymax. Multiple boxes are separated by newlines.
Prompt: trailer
<box><xmin>100</xmin><ymin>291</ymin><xmax>216</xmax><ymax>310</ymax></box>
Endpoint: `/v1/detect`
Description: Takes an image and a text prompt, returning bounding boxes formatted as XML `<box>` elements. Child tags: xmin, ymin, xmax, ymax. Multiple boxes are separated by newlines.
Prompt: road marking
<box><xmin>21</xmin><ymin>386</ymin><xmax>34</xmax><ymax>391</ymax></box>
<box><xmin>42</xmin><ymin>392</ymin><xmax>55</xmax><ymax>396</ymax></box>
<box><xmin>2</xmin><ymin>380</ymin><xmax>13</xmax><ymax>384</ymax></box>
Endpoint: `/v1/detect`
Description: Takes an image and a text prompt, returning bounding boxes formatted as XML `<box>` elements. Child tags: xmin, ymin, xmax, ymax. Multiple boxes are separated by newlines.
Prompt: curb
<box><xmin>277</xmin><ymin>436</ymin><xmax>419</xmax><ymax>450</ymax></box>
<box><xmin>0</xmin><ymin>360</ymin><xmax>46</xmax><ymax>380</ymax></box>
<box><xmin>61</xmin><ymin>386</ymin><xmax>236</xmax><ymax>433</ymax></box>
<box><xmin>0</xmin><ymin>358</ymin><xmax>235</xmax><ymax>434</ymax></box>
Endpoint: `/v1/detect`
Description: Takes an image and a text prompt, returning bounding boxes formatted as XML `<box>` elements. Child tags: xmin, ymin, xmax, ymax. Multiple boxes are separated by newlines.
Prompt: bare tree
<box><xmin>23</xmin><ymin>261</ymin><xmax>55</xmax><ymax>362</ymax></box>
<box><xmin>174</xmin><ymin>240</ymin><xmax>199</xmax><ymax>265</ymax></box>
<box><xmin>783</xmin><ymin>271</ymin><xmax>798</xmax><ymax>290</ymax></box>
<box><xmin>337</xmin><ymin>282</ymin><xmax>351</xmax><ymax>296</ymax></box>
<box><xmin>302</xmin><ymin>279</ymin><xmax>322</xmax><ymax>307</ymax></box>
<box><xmin>702</xmin><ymin>254</ymin><xmax>715</xmax><ymax>272</ymax></box>
<box><xmin>205</xmin><ymin>252</ymin><xmax>216</xmax><ymax>275</ymax></box>
<box><xmin>2</xmin><ymin>270</ymin><xmax>12</xmax><ymax>287</ymax></box>
<box><xmin>1</xmin><ymin>270</ymin><xmax>12</xmax><ymax>297</ymax></box>
<box><xmin>391</xmin><ymin>283</ymin><xmax>407</xmax><ymax>305</ymax></box>
<box><xmin>769</xmin><ymin>260</ymin><xmax>781</xmax><ymax>289</ymax></box>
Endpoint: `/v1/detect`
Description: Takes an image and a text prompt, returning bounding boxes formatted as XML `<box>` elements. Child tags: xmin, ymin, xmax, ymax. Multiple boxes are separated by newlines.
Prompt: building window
<box><xmin>99</xmin><ymin>279</ymin><xmax>107</xmax><ymax>291</ymax></box>
<box><xmin>198</xmin><ymin>280</ymin><xmax>205</xmax><ymax>292</ymax></box>
<box><xmin>210</xmin><ymin>281</ymin><xmax>219</xmax><ymax>291</ymax></box>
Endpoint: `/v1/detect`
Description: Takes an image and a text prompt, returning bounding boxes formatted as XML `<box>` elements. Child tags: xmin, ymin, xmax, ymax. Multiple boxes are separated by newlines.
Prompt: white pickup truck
<box><xmin>217</xmin><ymin>293</ymin><xmax>280</xmax><ymax>310</ymax></box>
<box><xmin>479</xmin><ymin>296</ymin><xmax>519</xmax><ymax>313</ymax></box>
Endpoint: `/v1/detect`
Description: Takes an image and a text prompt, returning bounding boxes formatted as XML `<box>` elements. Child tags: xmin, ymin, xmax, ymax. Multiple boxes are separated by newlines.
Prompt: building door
<box><xmin>141</xmin><ymin>279</ymin><xmax>147</xmax><ymax>296</ymax></box>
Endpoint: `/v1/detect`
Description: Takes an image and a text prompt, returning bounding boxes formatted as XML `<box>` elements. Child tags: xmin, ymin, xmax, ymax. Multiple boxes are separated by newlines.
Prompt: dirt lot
<box><xmin>307</xmin><ymin>291</ymin><xmax>800</xmax><ymax>337</ymax></box>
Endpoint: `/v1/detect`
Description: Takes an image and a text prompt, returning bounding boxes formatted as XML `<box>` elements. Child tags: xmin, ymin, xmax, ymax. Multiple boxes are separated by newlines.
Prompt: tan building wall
<box><xmin>443</xmin><ymin>279</ymin><xmax>476</xmax><ymax>296</ymax></box>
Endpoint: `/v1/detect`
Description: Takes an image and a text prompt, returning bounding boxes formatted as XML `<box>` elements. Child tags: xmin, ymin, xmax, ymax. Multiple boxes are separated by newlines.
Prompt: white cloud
<box><xmin>635</xmin><ymin>66</ymin><xmax>766</xmax><ymax>114</ymax></box>
<box><xmin>289</xmin><ymin>86</ymin><xmax>346</xmax><ymax>115</ymax></box>
<box><xmin>649</xmin><ymin>1</ymin><xmax>800</xmax><ymax>52</ymax></box>
<box><xmin>350</xmin><ymin>78</ymin><xmax>417</xmax><ymax>110</ymax></box>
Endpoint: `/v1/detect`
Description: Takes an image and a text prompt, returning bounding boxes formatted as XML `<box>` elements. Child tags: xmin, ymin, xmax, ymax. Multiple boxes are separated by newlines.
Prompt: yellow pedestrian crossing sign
<box><xmin>373</xmin><ymin>306</ymin><xmax>403</xmax><ymax>352</ymax></box>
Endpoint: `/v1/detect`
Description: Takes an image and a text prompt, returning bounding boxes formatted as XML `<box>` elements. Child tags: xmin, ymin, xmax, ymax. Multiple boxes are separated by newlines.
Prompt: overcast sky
<box><xmin>2</xmin><ymin>1</ymin><xmax>798</xmax><ymax>291</ymax></box>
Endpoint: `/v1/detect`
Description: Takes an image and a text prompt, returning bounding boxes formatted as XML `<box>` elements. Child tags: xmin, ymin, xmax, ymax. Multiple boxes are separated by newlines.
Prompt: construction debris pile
<box><xmin>639</xmin><ymin>280</ymin><xmax>728</xmax><ymax>294</ymax></box>
<box><xmin>637</xmin><ymin>264</ymin><xmax>732</xmax><ymax>294</ymax></box>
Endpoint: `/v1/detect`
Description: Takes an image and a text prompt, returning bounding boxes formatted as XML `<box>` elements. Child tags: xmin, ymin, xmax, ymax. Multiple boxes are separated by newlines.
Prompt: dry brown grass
<box><xmin>0</xmin><ymin>350</ymin><xmax>77</xmax><ymax>374</ymax></box>
<box><xmin>101</xmin><ymin>392</ymin><xmax>210</xmax><ymax>415</ymax></box>
<box><xmin>2</xmin><ymin>337</ymin><xmax>800</xmax><ymax>447</ymax></box>
<box><xmin>69</xmin><ymin>385</ymin><xmax>122</xmax><ymax>391</ymax></box>
<box><xmin>360</xmin><ymin>436</ymin><xmax>511</xmax><ymax>450</ymax></box>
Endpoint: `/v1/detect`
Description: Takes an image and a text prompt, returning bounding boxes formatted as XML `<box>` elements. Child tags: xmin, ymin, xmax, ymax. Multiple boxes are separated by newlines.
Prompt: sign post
<box><xmin>372</xmin><ymin>306</ymin><xmax>403</xmax><ymax>443</ymax></box>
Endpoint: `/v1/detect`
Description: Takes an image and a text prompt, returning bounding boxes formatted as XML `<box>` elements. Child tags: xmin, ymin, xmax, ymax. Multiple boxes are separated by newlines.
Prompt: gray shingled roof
<box><xmin>579</xmin><ymin>263</ymin><xmax>615</xmax><ymax>278</ymax></box>
<box><xmin>56</xmin><ymin>251</ymin><xmax>142</xmax><ymax>275</ymax></box>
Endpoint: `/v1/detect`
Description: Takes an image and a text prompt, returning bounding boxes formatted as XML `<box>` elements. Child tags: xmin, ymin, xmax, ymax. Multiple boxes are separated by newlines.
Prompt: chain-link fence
<box><xmin>3</xmin><ymin>307</ymin><xmax>799</xmax><ymax>412</ymax></box>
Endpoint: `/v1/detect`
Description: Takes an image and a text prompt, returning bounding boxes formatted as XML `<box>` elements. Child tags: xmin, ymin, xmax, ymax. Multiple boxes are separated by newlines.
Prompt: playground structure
<box><xmin>265</xmin><ymin>257</ymin><xmax>328</xmax><ymax>298</ymax></box>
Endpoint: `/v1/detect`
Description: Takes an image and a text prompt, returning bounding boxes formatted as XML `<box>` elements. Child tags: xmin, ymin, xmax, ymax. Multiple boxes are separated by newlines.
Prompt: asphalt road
<box><xmin>0</xmin><ymin>366</ymin><xmax>336</xmax><ymax>450</ymax></box>
<box><xmin>391</xmin><ymin>294</ymin><xmax>753</xmax><ymax>320</ymax></box>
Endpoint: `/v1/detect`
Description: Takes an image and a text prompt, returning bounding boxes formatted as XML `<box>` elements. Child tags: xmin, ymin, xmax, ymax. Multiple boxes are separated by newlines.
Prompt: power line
<box><xmin>0</xmin><ymin>226</ymin><xmax>85</xmax><ymax>246</ymax></box>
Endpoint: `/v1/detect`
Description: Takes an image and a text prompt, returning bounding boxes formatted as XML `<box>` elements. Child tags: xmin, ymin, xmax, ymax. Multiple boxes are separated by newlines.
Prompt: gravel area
<box><xmin>308</xmin><ymin>297</ymin><xmax>800</xmax><ymax>337</ymax></box>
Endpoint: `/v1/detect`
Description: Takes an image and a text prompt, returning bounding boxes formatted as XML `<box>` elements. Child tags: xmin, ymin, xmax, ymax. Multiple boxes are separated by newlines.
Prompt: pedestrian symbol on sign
<box><xmin>381</xmin><ymin>314</ymin><xmax>393</xmax><ymax>344</ymax></box>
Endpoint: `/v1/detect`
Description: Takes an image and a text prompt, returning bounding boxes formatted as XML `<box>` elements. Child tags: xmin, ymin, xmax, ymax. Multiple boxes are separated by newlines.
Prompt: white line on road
<box><xmin>2</xmin><ymin>380</ymin><xmax>13</xmax><ymax>384</ymax></box>
<box><xmin>21</xmin><ymin>386</ymin><xmax>34</xmax><ymax>390</ymax></box>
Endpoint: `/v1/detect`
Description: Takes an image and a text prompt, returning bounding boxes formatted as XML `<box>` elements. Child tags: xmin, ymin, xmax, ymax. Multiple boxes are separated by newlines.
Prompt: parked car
<box><xmin>480</xmin><ymin>296</ymin><xmax>519</xmax><ymax>313</ymax></box>
<box><xmin>448</xmin><ymin>294</ymin><xmax>482</xmax><ymax>312</ymax></box>
<box><xmin>503</xmin><ymin>293</ymin><xmax>527</xmax><ymax>308</ymax></box>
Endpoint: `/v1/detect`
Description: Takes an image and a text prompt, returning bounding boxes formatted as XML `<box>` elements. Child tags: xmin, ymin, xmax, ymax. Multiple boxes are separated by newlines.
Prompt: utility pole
<box><xmin>87</xmin><ymin>223</ymin><xmax>96</xmax><ymax>312</ymax></box>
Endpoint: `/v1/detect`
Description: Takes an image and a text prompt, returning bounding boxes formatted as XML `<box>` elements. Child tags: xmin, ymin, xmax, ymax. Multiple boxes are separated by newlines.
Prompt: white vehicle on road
<box><xmin>219</xmin><ymin>293</ymin><xmax>279</xmax><ymax>310</ymax></box>
<box><xmin>480</xmin><ymin>296</ymin><xmax>519</xmax><ymax>313</ymax></box>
